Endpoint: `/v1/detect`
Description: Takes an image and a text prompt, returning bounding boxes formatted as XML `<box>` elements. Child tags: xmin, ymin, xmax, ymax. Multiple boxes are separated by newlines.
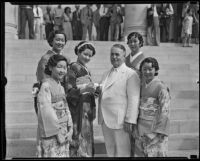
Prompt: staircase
<box><xmin>5</xmin><ymin>39</ymin><xmax>199</xmax><ymax>158</ymax></box>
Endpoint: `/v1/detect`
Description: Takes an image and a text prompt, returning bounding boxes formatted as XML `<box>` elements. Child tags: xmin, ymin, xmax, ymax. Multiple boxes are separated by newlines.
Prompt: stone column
<box><xmin>5</xmin><ymin>2</ymin><xmax>18</xmax><ymax>39</ymax></box>
<box><xmin>124</xmin><ymin>4</ymin><xmax>150</xmax><ymax>44</ymax></box>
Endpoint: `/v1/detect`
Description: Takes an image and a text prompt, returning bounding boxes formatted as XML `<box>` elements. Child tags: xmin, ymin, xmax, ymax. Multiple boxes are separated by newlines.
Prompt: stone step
<box><xmin>5</xmin><ymin>108</ymin><xmax>199</xmax><ymax>125</ymax></box>
<box><xmin>5</xmin><ymin>79</ymin><xmax>199</xmax><ymax>93</ymax></box>
<box><xmin>6</xmin><ymin>58</ymin><xmax>194</xmax><ymax>70</ymax></box>
<box><xmin>6</xmin><ymin>119</ymin><xmax>199</xmax><ymax>139</ymax></box>
<box><xmin>5</xmin><ymin>98</ymin><xmax>199</xmax><ymax>112</ymax></box>
<box><xmin>5</xmin><ymin>89</ymin><xmax>199</xmax><ymax>105</ymax></box>
<box><xmin>5</xmin><ymin>73</ymin><xmax>199</xmax><ymax>85</ymax></box>
<box><xmin>5</xmin><ymin>133</ymin><xmax>199</xmax><ymax>158</ymax></box>
<box><xmin>171</xmin><ymin>90</ymin><xmax>199</xmax><ymax>100</ymax></box>
<box><xmin>6</xmin><ymin>63</ymin><xmax>198</xmax><ymax>76</ymax></box>
<box><xmin>6</xmin><ymin>57</ymin><xmax>198</xmax><ymax>69</ymax></box>
<box><xmin>5</xmin><ymin>40</ymin><xmax>198</xmax><ymax>54</ymax></box>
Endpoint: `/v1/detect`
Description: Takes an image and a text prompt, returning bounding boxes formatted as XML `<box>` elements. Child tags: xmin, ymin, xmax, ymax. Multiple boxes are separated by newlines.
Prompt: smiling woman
<box><xmin>62</xmin><ymin>41</ymin><xmax>97</xmax><ymax>157</ymax></box>
<box><xmin>36</xmin><ymin>30</ymin><xmax>68</xmax><ymax>82</ymax></box>
<box><xmin>36</xmin><ymin>54</ymin><xmax>73</xmax><ymax>158</ymax></box>
<box><xmin>32</xmin><ymin>30</ymin><xmax>69</xmax><ymax>114</ymax></box>
<box><xmin>134</xmin><ymin>57</ymin><xmax>171</xmax><ymax>157</ymax></box>
<box><xmin>125</xmin><ymin>32</ymin><xmax>145</xmax><ymax>76</ymax></box>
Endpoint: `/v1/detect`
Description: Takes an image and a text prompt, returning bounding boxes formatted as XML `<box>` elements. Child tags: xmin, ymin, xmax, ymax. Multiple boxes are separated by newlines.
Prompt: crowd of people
<box><xmin>146</xmin><ymin>2</ymin><xmax>199</xmax><ymax>46</ymax></box>
<box><xmin>32</xmin><ymin>30</ymin><xmax>171</xmax><ymax>157</ymax></box>
<box><xmin>18</xmin><ymin>3</ymin><xmax>199</xmax><ymax>45</ymax></box>
<box><xmin>18</xmin><ymin>4</ymin><xmax>124</xmax><ymax>41</ymax></box>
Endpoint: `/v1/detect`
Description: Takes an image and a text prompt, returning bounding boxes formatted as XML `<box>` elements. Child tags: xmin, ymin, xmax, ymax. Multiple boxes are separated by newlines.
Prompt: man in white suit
<box><xmin>98</xmin><ymin>44</ymin><xmax>140</xmax><ymax>157</ymax></box>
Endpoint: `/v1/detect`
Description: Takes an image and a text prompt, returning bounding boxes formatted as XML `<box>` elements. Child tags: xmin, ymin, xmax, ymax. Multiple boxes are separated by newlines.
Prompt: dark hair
<box><xmin>64</xmin><ymin>7</ymin><xmax>71</xmax><ymax>13</ymax></box>
<box><xmin>112</xmin><ymin>44</ymin><xmax>126</xmax><ymax>52</ymax></box>
<box><xmin>44</xmin><ymin>54</ymin><xmax>69</xmax><ymax>75</ymax></box>
<box><xmin>139</xmin><ymin>57</ymin><xmax>159</xmax><ymax>76</ymax></box>
<box><xmin>74</xmin><ymin>41</ymin><xmax>96</xmax><ymax>56</ymax></box>
<box><xmin>127</xmin><ymin>32</ymin><xmax>144</xmax><ymax>47</ymax></box>
<box><xmin>47</xmin><ymin>30</ymin><xmax>67</xmax><ymax>47</ymax></box>
<box><xmin>186</xmin><ymin>8</ymin><xmax>192</xmax><ymax>14</ymax></box>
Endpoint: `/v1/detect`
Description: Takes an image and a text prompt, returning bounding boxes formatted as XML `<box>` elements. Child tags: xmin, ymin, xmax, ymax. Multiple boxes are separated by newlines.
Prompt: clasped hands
<box><xmin>57</xmin><ymin>128</ymin><xmax>72</xmax><ymax>145</ymax></box>
<box><xmin>80</xmin><ymin>82</ymin><xmax>101</xmax><ymax>96</ymax></box>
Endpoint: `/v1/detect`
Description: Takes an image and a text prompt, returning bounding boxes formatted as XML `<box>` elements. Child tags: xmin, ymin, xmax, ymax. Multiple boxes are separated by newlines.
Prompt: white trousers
<box><xmin>102</xmin><ymin>121</ymin><xmax>131</xmax><ymax>157</ymax></box>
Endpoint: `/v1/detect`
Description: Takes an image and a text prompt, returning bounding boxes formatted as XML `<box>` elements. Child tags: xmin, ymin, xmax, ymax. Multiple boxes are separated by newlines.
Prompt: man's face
<box><xmin>75</xmin><ymin>5</ymin><xmax>80</xmax><ymax>10</ymax></box>
<box><xmin>110</xmin><ymin>47</ymin><xmax>125</xmax><ymax>68</ymax></box>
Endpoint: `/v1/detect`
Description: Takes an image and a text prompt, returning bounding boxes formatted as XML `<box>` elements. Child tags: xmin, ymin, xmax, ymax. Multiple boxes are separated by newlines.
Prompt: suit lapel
<box><xmin>103</xmin><ymin>64</ymin><xmax>126</xmax><ymax>92</ymax></box>
<box><xmin>103</xmin><ymin>71</ymin><xmax>118</xmax><ymax>90</ymax></box>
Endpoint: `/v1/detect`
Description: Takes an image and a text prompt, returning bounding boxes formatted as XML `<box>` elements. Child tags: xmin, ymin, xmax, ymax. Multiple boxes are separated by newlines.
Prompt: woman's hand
<box><xmin>84</xmin><ymin>82</ymin><xmax>96</xmax><ymax>93</ymax></box>
<box><xmin>124</xmin><ymin>122</ymin><xmax>135</xmax><ymax>133</ymax></box>
<box><xmin>94</xmin><ymin>84</ymin><xmax>102</xmax><ymax>97</ymax></box>
<box><xmin>65</xmin><ymin>131</ymin><xmax>72</xmax><ymax>142</ymax></box>
<box><xmin>57</xmin><ymin>132</ymin><xmax>66</xmax><ymax>145</ymax></box>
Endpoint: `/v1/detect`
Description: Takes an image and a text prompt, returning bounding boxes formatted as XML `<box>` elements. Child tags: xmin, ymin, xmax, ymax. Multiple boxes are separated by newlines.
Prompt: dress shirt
<box><xmin>99</xmin><ymin>5</ymin><xmax>108</xmax><ymax>17</ymax></box>
<box><xmin>153</xmin><ymin>5</ymin><xmax>158</xmax><ymax>17</ymax></box>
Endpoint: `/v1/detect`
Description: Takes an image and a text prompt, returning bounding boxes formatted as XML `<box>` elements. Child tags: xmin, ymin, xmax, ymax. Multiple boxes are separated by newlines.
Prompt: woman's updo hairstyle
<box><xmin>44</xmin><ymin>54</ymin><xmax>69</xmax><ymax>75</ymax></box>
<box><xmin>74</xmin><ymin>41</ymin><xmax>96</xmax><ymax>56</ymax></box>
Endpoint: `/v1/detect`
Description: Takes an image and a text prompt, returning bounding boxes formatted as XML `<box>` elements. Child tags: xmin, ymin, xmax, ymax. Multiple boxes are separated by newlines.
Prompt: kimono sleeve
<box><xmin>36</xmin><ymin>57</ymin><xmax>48</xmax><ymax>82</ymax></box>
<box><xmin>66</xmin><ymin>105</ymin><xmax>73</xmax><ymax>139</ymax></box>
<box><xmin>152</xmin><ymin>87</ymin><xmax>171</xmax><ymax>136</ymax></box>
<box><xmin>37</xmin><ymin>82</ymin><xmax>60</xmax><ymax>138</ymax></box>
<box><xmin>65</xmin><ymin>69</ymin><xmax>81</xmax><ymax>106</ymax></box>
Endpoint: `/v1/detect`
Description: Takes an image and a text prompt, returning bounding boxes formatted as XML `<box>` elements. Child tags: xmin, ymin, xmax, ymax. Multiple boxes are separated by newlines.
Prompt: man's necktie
<box><xmin>88</xmin><ymin>8</ymin><xmax>90</xmax><ymax>17</ymax></box>
<box><xmin>37</xmin><ymin>7</ymin><xmax>39</xmax><ymax>16</ymax></box>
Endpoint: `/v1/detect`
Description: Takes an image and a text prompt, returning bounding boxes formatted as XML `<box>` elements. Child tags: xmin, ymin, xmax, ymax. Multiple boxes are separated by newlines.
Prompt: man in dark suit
<box><xmin>19</xmin><ymin>5</ymin><xmax>34</xmax><ymax>39</ymax></box>
<box><xmin>93</xmin><ymin>4</ymin><xmax>101</xmax><ymax>40</ymax></box>
<box><xmin>99</xmin><ymin>4</ymin><xmax>111</xmax><ymax>41</ymax></box>
<box><xmin>72</xmin><ymin>5</ymin><xmax>82</xmax><ymax>40</ymax></box>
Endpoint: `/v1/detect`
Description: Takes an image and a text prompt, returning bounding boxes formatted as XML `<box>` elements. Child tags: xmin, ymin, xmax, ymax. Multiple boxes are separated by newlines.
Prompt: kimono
<box><xmin>63</xmin><ymin>62</ymin><xmax>96</xmax><ymax>157</ymax></box>
<box><xmin>134</xmin><ymin>77</ymin><xmax>170</xmax><ymax>157</ymax></box>
<box><xmin>125</xmin><ymin>51</ymin><xmax>145</xmax><ymax>76</ymax></box>
<box><xmin>36</xmin><ymin>77</ymin><xmax>73</xmax><ymax>157</ymax></box>
<box><xmin>125</xmin><ymin>51</ymin><xmax>144</xmax><ymax>156</ymax></box>
<box><xmin>36</xmin><ymin>50</ymin><xmax>56</xmax><ymax>82</ymax></box>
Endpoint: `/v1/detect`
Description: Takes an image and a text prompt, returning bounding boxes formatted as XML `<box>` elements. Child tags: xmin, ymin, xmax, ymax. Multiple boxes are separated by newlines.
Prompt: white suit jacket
<box><xmin>98</xmin><ymin>63</ymin><xmax>140</xmax><ymax>129</ymax></box>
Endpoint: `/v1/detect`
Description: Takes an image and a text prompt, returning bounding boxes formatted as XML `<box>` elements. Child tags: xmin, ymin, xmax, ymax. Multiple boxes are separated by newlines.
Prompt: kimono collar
<box><xmin>130</xmin><ymin>51</ymin><xmax>143</xmax><ymax>63</ymax></box>
<box><xmin>50</xmin><ymin>49</ymin><xmax>63</xmax><ymax>55</ymax></box>
<box><xmin>144</xmin><ymin>77</ymin><xmax>160</xmax><ymax>88</ymax></box>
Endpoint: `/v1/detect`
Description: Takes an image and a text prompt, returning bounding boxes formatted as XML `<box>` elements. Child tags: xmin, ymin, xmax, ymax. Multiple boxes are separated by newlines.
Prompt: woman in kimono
<box><xmin>134</xmin><ymin>57</ymin><xmax>170</xmax><ymax>157</ymax></box>
<box><xmin>63</xmin><ymin>41</ymin><xmax>97</xmax><ymax>157</ymax></box>
<box><xmin>33</xmin><ymin>30</ymin><xmax>69</xmax><ymax>114</ymax></box>
<box><xmin>125</xmin><ymin>32</ymin><xmax>145</xmax><ymax>157</ymax></box>
<box><xmin>36</xmin><ymin>54</ymin><xmax>73</xmax><ymax>157</ymax></box>
<box><xmin>125</xmin><ymin>32</ymin><xmax>145</xmax><ymax>75</ymax></box>
<box><xmin>36</xmin><ymin>30</ymin><xmax>69</xmax><ymax>82</ymax></box>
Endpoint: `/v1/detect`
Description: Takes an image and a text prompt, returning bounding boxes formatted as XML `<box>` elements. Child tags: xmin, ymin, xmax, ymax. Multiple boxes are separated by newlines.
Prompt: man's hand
<box><xmin>124</xmin><ymin>122</ymin><xmax>134</xmax><ymax>133</ymax></box>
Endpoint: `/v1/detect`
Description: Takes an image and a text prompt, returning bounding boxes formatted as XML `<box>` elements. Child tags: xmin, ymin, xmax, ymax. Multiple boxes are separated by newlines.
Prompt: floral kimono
<box><xmin>134</xmin><ymin>77</ymin><xmax>170</xmax><ymax>157</ymax></box>
<box><xmin>33</xmin><ymin>50</ymin><xmax>57</xmax><ymax>114</ymax></box>
<box><xmin>63</xmin><ymin>62</ymin><xmax>96</xmax><ymax>157</ymax></box>
<box><xmin>36</xmin><ymin>78</ymin><xmax>73</xmax><ymax>157</ymax></box>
